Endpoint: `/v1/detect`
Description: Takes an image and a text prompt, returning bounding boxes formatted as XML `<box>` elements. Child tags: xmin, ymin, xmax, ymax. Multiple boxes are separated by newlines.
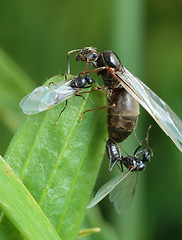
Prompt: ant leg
<box><xmin>80</xmin><ymin>105</ymin><xmax>113</xmax><ymax>120</ymax></box>
<box><xmin>77</xmin><ymin>86</ymin><xmax>104</xmax><ymax>95</ymax></box>
<box><xmin>48</xmin><ymin>73</ymin><xmax>69</xmax><ymax>87</ymax></box>
<box><xmin>134</xmin><ymin>130</ymin><xmax>142</xmax><ymax>146</ymax></box>
<box><xmin>64</xmin><ymin>73</ymin><xmax>68</xmax><ymax>80</ymax></box>
<box><xmin>55</xmin><ymin>100</ymin><xmax>68</xmax><ymax>125</ymax></box>
<box><xmin>75</xmin><ymin>88</ymin><xmax>105</xmax><ymax>112</ymax></box>
<box><xmin>79</xmin><ymin>66</ymin><xmax>110</xmax><ymax>76</ymax></box>
<box><xmin>75</xmin><ymin>94</ymin><xmax>89</xmax><ymax>103</ymax></box>
<box><xmin>109</xmin><ymin>159</ymin><xmax>123</xmax><ymax>172</ymax></box>
<box><xmin>133</xmin><ymin>145</ymin><xmax>142</xmax><ymax>156</ymax></box>
<box><xmin>117</xmin><ymin>162</ymin><xmax>124</xmax><ymax>172</ymax></box>
<box><xmin>48</xmin><ymin>82</ymin><xmax>57</xmax><ymax>86</ymax></box>
<box><xmin>82</xmin><ymin>85</ymin><xmax>92</xmax><ymax>89</ymax></box>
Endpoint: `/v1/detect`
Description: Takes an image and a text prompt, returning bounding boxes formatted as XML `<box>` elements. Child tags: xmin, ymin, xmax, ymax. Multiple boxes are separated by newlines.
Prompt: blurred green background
<box><xmin>0</xmin><ymin>0</ymin><xmax>182</xmax><ymax>239</ymax></box>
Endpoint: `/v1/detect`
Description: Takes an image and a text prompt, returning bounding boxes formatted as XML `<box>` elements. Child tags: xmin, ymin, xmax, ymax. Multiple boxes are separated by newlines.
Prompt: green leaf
<box><xmin>0</xmin><ymin>155</ymin><xmax>61</xmax><ymax>240</ymax></box>
<box><xmin>1</xmin><ymin>74</ymin><xmax>107</xmax><ymax>239</ymax></box>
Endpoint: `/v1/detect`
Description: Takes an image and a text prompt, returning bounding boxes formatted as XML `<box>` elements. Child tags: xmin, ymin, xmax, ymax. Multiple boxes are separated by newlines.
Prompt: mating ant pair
<box><xmin>20</xmin><ymin>46</ymin><xmax>182</xmax><ymax>212</ymax></box>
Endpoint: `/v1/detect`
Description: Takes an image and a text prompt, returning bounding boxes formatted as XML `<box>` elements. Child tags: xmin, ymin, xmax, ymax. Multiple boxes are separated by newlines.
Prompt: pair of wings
<box><xmin>116</xmin><ymin>67</ymin><xmax>182</xmax><ymax>152</ymax></box>
<box><xmin>87</xmin><ymin>170</ymin><xmax>138</xmax><ymax>214</ymax></box>
<box><xmin>20</xmin><ymin>78</ymin><xmax>79</xmax><ymax>115</ymax></box>
<box><xmin>87</xmin><ymin>66</ymin><xmax>182</xmax><ymax>213</ymax></box>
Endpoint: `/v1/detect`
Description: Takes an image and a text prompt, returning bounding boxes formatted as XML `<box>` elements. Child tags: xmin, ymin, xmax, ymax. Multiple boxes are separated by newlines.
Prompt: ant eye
<box><xmin>92</xmin><ymin>53</ymin><xmax>98</xmax><ymax>58</ymax></box>
<box><xmin>88</xmin><ymin>52</ymin><xmax>99</xmax><ymax>62</ymax></box>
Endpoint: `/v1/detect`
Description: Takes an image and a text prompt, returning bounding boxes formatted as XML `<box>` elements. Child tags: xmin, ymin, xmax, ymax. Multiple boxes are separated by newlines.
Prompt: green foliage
<box><xmin>0</xmin><ymin>155</ymin><xmax>61</xmax><ymax>240</ymax></box>
<box><xmin>0</xmin><ymin>71</ymin><xmax>107</xmax><ymax>239</ymax></box>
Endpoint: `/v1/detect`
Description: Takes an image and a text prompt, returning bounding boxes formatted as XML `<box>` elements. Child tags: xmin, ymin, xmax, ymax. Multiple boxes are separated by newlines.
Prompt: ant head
<box><xmin>142</xmin><ymin>149</ymin><xmax>152</xmax><ymax>162</ymax></box>
<box><xmin>75</xmin><ymin>47</ymin><xmax>100</xmax><ymax>63</ymax></box>
<box><xmin>135</xmin><ymin>159</ymin><xmax>145</xmax><ymax>171</ymax></box>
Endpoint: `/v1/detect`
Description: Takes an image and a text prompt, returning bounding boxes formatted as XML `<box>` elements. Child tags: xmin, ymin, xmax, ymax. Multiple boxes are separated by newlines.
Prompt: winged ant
<box><xmin>67</xmin><ymin>46</ymin><xmax>182</xmax><ymax>152</ymax></box>
<box><xmin>88</xmin><ymin>126</ymin><xmax>152</xmax><ymax>213</ymax></box>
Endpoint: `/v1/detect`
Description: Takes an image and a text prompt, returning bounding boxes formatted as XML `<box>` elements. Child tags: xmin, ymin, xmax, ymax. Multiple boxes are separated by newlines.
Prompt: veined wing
<box><xmin>116</xmin><ymin>67</ymin><xmax>182</xmax><ymax>152</ymax></box>
<box><xmin>109</xmin><ymin>172</ymin><xmax>138</xmax><ymax>214</ymax></box>
<box><xmin>20</xmin><ymin>80</ymin><xmax>78</xmax><ymax>115</ymax></box>
<box><xmin>87</xmin><ymin>170</ymin><xmax>131</xmax><ymax>209</ymax></box>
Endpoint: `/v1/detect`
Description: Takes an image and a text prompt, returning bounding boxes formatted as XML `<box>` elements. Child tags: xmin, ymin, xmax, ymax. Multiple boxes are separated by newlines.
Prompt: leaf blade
<box><xmin>0</xmin><ymin>155</ymin><xmax>61</xmax><ymax>240</ymax></box>
<box><xmin>2</xmin><ymin>77</ymin><xmax>107</xmax><ymax>239</ymax></box>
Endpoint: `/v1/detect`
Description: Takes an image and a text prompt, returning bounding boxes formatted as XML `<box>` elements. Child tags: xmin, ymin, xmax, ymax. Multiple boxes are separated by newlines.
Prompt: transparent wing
<box><xmin>20</xmin><ymin>80</ymin><xmax>77</xmax><ymax>115</ymax></box>
<box><xmin>116</xmin><ymin>67</ymin><xmax>182</xmax><ymax>152</ymax></box>
<box><xmin>109</xmin><ymin>172</ymin><xmax>138</xmax><ymax>214</ymax></box>
<box><xmin>87</xmin><ymin>170</ymin><xmax>131</xmax><ymax>209</ymax></box>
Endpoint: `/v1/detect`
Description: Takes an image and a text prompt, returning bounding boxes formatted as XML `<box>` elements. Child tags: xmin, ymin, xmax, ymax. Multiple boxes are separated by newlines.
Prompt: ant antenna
<box><xmin>145</xmin><ymin>125</ymin><xmax>152</xmax><ymax>146</ymax></box>
<box><xmin>134</xmin><ymin>125</ymin><xmax>153</xmax><ymax>157</ymax></box>
<box><xmin>134</xmin><ymin>125</ymin><xmax>152</xmax><ymax>148</ymax></box>
<box><xmin>67</xmin><ymin>49</ymin><xmax>82</xmax><ymax>74</ymax></box>
<box><xmin>146</xmin><ymin>125</ymin><xmax>153</xmax><ymax>157</ymax></box>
